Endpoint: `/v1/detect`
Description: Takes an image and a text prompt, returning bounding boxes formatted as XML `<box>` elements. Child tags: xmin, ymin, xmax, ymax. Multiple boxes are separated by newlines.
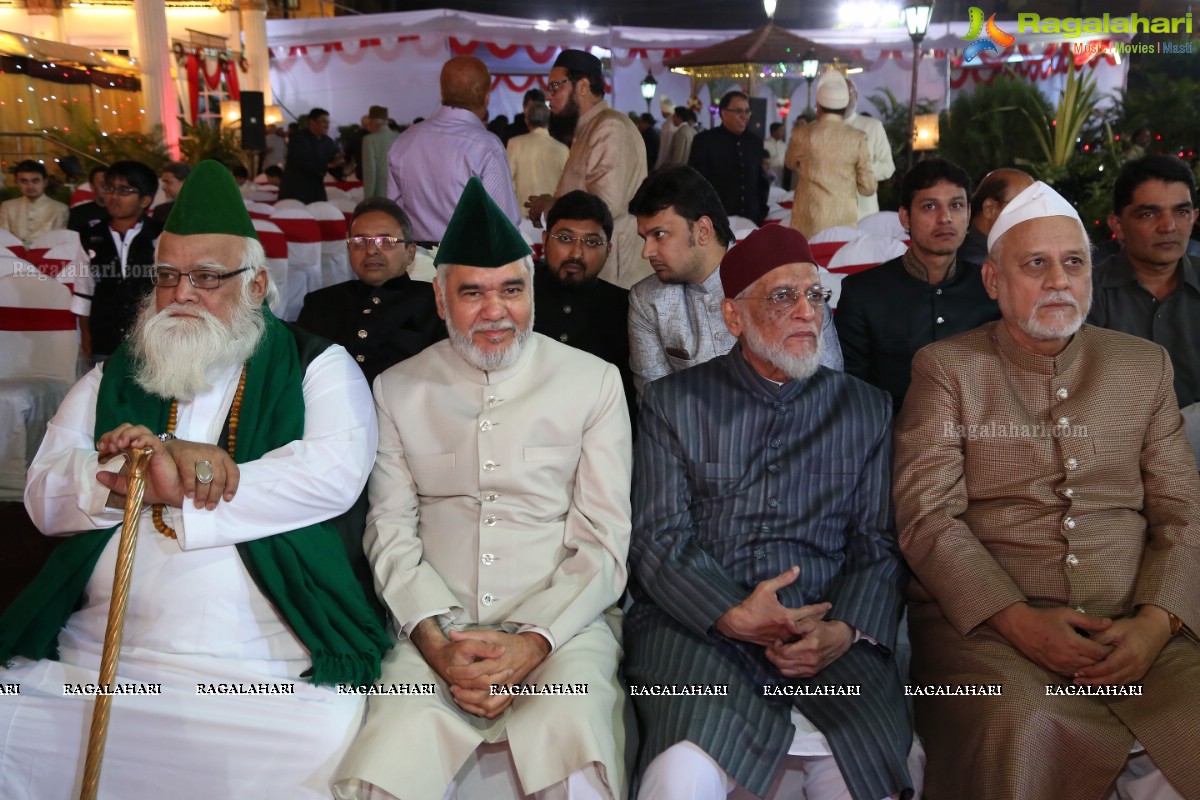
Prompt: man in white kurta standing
<box><xmin>526</xmin><ymin>49</ymin><xmax>651</xmax><ymax>289</ymax></box>
<box><xmin>335</xmin><ymin>178</ymin><xmax>632</xmax><ymax>800</ymax></box>
<box><xmin>0</xmin><ymin>161</ymin><xmax>389</xmax><ymax>799</ymax></box>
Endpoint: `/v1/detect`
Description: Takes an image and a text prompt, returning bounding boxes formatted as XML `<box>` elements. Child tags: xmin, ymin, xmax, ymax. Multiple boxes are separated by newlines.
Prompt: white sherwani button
<box><xmin>1065</xmin><ymin>458</ymin><xmax>1078</xmax><ymax>470</ymax></box>
<box><xmin>1056</xmin><ymin>387</ymin><xmax>1069</xmax><ymax>400</ymax></box>
<box><xmin>481</xmin><ymin>553</ymin><xmax>495</xmax><ymax>566</ymax></box>
<box><xmin>481</xmin><ymin>593</ymin><xmax>496</xmax><ymax>606</ymax></box>
<box><xmin>479</xmin><ymin>420</ymin><xmax>493</xmax><ymax>432</ymax></box>
<box><xmin>483</xmin><ymin>460</ymin><xmax>499</xmax><ymax>471</ymax></box>
<box><xmin>1063</xmin><ymin>516</ymin><xmax>1076</xmax><ymax>530</ymax></box>
<box><xmin>1065</xmin><ymin>554</ymin><xmax>1079</xmax><ymax>566</ymax></box>
<box><xmin>484</xmin><ymin>515</ymin><xmax>498</xmax><ymax>526</ymax></box>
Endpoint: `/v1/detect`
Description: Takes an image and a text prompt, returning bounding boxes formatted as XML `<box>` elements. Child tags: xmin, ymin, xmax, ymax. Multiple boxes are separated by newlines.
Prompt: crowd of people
<box><xmin>0</xmin><ymin>48</ymin><xmax>1198</xmax><ymax>800</ymax></box>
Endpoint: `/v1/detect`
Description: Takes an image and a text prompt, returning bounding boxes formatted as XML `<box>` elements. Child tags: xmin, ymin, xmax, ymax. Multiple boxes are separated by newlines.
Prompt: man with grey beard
<box><xmin>625</xmin><ymin>224</ymin><xmax>918</xmax><ymax>800</ymax></box>
<box><xmin>1</xmin><ymin>161</ymin><xmax>389</xmax><ymax>799</ymax></box>
<box><xmin>894</xmin><ymin>181</ymin><xmax>1200</xmax><ymax>800</ymax></box>
<box><xmin>336</xmin><ymin>178</ymin><xmax>632</xmax><ymax>800</ymax></box>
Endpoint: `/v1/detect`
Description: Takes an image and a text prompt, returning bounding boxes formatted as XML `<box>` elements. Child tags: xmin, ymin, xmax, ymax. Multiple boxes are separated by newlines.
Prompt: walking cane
<box><xmin>79</xmin><ymin>446</ymin><xmax>153</xmax><ymax>800</ymax></box>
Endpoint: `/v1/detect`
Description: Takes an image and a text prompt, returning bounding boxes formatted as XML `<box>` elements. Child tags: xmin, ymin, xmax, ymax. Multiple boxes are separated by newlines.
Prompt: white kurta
<box><xmin>1</xmin><ymin>345</ymin><xmax>378</xmax><ymax>799</ymax></box>
<box><xmin>336</xmin><ymin>334</ymin><xmax>632</xmax><ymax>800</ymax></box>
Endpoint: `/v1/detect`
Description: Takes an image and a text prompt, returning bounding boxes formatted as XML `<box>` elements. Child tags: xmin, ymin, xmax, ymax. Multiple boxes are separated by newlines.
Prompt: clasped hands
<box><xmin>96</xmin><ymin>423</ymin><xmax>240</xmax><ymax>511</ymax></box>
<box><xmin>987</xmin><ymin>602</ymin><xmax>1173</xmax><ymax>686</ymax></box>
<box><xmin>412</xmin><ymin>618</ymin><xmax>550</xmax><ymax>720</ymax></box>
<box><xmin>715</xmin><ymin>566</ymin><xmax>854</xmax><ymax>679</ymax></box>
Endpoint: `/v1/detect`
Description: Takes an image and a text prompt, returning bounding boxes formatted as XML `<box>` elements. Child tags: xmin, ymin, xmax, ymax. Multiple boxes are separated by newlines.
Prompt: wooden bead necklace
<box><xmin>152</xmin><ymin>364</ymin><xmax>248</xmax><ymax>539</ymax></box>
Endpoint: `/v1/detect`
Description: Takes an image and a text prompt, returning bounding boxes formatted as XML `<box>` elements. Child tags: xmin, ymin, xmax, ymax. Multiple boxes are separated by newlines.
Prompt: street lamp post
<box><xmin>903</xmin><ymin>0</ymin><xmax>934</xmax><ymax>170</ymax></box>
<box><xmin>801</xmin><ymin>48</ymin><xmax>819</xmax><ymax>116</ymax></box>
<box><xmin>640</xmin><ymin>72</ymin><xmax>658</xmax><ymax>114</ymax></box>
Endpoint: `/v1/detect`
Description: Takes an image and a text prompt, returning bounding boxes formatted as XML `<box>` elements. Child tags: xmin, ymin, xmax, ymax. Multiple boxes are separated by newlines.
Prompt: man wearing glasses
<box><xmin>533</xmin><ymin>191</ymin><xmax>636</xmax><ymax>426</ymax></box>
<box><xmin>3</xmin><ymin>161</ymin><xmax>387</xmax><ymax>798</ymax></box>
<box><xmin>72</xmin><ymin>159</ymin><xmax>161</xmax><ymax>361</ymax></box>
<box><xmin>625</xmin><ymin>223</ymin><xmax>918</xmax><ymax>800</ymax></box>
<box><xmin>688</xmin><ymin>90</ymin><xmax>769</xmax><ymax>225</ymax></box>
<box><xmin>528</xmin><ymin>49</ymin><xmax>650</xmax><ymax>289</ymax></box>
<box><xmin>298</xmin><ymin>197</ymin><xmax>445</xmax><ymax>384</ymax></box>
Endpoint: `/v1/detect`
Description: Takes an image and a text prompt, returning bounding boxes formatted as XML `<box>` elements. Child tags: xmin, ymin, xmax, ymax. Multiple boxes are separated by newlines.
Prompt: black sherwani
<box><xmin>532</xmin><ymin>262</ymin><xmax>636</xmax><ymax>428</ymax></box>
<box><xmin>296</xmin><ymin>275</ymin><xmax>445</xmax><ymax>383</ymax></box>
<box><xmin>625</xmin><ymin>347</ymin><xmax>913</xmax><ymax>800</ymax></box>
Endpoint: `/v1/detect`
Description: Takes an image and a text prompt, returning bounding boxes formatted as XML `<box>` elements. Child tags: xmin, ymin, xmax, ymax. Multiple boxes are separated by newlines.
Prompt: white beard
<box><xmin>129</xmin><ymin>294</ymin><xmax>264</xmax><ymax>400</ymax></box>
<box><xmin>1014</xmin><ymin>288</ymin><xmax>1092</xmax><ymax>342</ymax></box>
<box><xmin>740</xmin><ymin>317</ymin><xmax>821</xmax><ymax>381</ymax></box>
<box><xmin>447</xmin><ymin>319</ymin><xmax>533</xmax><ymax>372</ymax></box>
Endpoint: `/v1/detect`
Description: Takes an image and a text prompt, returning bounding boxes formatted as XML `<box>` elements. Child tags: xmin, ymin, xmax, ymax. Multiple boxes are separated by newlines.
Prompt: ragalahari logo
<box><xmin>961</xmin><ymin>7</ymin><xmax>1016</xmax><ymax>62</ymax></box>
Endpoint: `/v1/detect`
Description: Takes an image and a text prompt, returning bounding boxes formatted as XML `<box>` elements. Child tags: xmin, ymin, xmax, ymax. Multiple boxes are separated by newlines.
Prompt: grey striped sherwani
<box><xmin>625</xmin><ymin>346</ymin><xmax>913</xmax><ymax>800</ymax></box>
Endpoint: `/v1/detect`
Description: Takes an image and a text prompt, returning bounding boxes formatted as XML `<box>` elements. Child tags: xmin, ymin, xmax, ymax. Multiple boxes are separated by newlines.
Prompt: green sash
<box><xmin>0</xmin><ymin>309</ymin><xmax>390</xmax><ymax>686</ymax></box>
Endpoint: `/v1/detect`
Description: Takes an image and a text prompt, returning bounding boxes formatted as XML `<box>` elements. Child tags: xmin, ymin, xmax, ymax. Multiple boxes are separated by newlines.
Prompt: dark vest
<box><xmin>82</xmin><ymin>216</ymin><xmax>163</xmax><ymax>356</ymax></box>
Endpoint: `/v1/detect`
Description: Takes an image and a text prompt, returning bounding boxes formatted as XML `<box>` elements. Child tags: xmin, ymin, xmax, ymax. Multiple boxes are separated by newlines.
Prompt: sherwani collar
<box><xmin>990</xmin><ymin>318</ymin><xmax>1086</xmax><ymax>376</ymax></box>
<box><xmin>727</xmin><ymin>341</ymin><xmax>817</xmax><ymax>401</ymax></box>
<box><xmin>445</xmin><ymin>328</ymin><xmax>540</xmax><ymax>385</ymax></box>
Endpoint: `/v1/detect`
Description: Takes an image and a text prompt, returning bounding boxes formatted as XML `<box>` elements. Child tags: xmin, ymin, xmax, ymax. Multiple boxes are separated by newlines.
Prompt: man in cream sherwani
<box><xmin>335</xmin><ymin>177</ymin><xmax>633</xmax><ymax>800</ymax></box>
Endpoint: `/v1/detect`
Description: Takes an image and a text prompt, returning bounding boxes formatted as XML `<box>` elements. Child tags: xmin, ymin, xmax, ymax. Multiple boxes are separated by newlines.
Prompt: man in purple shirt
<box><xmin>386</xmin><ymin>56</ymin><xmax>521</xmax><ymax>246</ymax></box>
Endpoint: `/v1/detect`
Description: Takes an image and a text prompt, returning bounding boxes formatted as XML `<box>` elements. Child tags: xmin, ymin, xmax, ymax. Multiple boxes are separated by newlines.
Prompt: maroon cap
<box><xmin>720</xmin><ymin>225</ymin><xmax>815</xmax><ymax>300</ymax></box>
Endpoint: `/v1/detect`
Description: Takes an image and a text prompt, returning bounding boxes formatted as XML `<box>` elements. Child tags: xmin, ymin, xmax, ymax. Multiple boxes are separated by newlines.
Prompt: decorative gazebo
<box><xmin>663</xmin><ymin>21</ymin><xmax>864</xmax><ymax>99</ymax></box>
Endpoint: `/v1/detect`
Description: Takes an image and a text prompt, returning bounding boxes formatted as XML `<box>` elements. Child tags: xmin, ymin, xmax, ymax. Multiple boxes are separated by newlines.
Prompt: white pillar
<box><xmin>240</xmin><ymin>0</ymin><xmax>273</xmax><ymax>105</ymax></box>
<box><xmin>134</xmin><ymin>0</ymin><xmax>182</xmax><ymax>158</ymax></box>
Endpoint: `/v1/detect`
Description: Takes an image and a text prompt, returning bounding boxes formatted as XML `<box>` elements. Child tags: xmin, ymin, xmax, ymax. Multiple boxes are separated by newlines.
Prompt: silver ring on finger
<box><xmin>195</xmin><ymin>460</ymin><xmax>214</xmax><ymax>485</ymax></box>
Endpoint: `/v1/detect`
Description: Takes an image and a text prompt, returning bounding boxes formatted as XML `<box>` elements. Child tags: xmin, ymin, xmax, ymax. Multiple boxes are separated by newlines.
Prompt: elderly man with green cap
<box><xmin>1</xmin><ymin>160</ymin><xmax>389</xmax><ymax>798</ymax></box>
<box><xmin>335</xmin><ymin>177</ymin><xmax>632</xmax><ymax>800</ymax></box>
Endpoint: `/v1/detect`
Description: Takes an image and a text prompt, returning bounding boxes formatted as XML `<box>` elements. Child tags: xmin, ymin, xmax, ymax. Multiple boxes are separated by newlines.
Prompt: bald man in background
<box><xmin>387</xmin><ymin>55</ymin><xmax>520</xmax><ymax>246</ymax></box>
<box><xmin>958</xmin><ymin>168</ymin><xmax>1034</xmax><ymax>266</ymax></box>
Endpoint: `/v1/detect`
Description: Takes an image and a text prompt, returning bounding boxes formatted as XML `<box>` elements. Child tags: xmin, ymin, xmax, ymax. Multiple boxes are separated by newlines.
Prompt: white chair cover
<box><xmin>808</xmin><ymin>225</ymin><xmax>860</xmax><ymax>244</ymax></box>
<box><xmin>727</xmin><ymin>215</ymin><xmax>759</xmax><ymax>242</ymax></box>
<box><xmin>0</xmin><ymin>261</ymin><xmax>76</xmax><ymax>500</ymax></box>
<box><xmin>307</xmin><ymin>201</ymin><xmax>352</xmax><ymax>288</ymax></box>
<box><xmin>409</xmin><ymin>246</ymin><xmax>437</xmax><ymax>283</ymax></box>
<box><xmin>252</xmin><ymin>218</ymin><xmax>291</xmax><ymax>318</ymax></box>
<box><xmin>768</xmin><ymin>186</ymin><xmax>793</xmax><ymax>206</ymax></box>
<box><xmin>273</xmin><ymin>198</ymin><xmax>306</xmax><ymax>211</ymax></box>
<box><xmin>268</xmin><ymin>207</ymin><xmax>322</xmax><ymax>321</ymax></box>
<box><xmin>856</xmin><ymin>211</ymin><xmax>906</xmax><ymax>240</ymax></box>
<box><xmin>827</xmin><ymin>233</ymin><xmax>909</xmax><ymax>274</ymax></box>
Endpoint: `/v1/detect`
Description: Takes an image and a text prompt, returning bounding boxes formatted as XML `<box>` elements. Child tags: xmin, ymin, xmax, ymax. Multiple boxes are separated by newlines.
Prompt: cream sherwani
<box><xmin>554</xmin><ymin>100</ymin><xmax>650</xmax><ymax>289</ymax></box>
<box><xmin>1</xmin><ymin>193</ymin><xmax>69</xmax><ymax>247</ymax></box>
<box><xmin>845</xmin><ymin>112</ymin><xmax>894</xmax><ymax>220</ymax></box>
<box><xmin>336</xmin><ymin>334</ymin><xmax>632</xmax><ymax>800</ymax></box>
<box><xmin>785</xmin><ymin>115</ymin><xmax>875</xmax><ymax>238</ymax></box>
<box><xmin>507</xmin><ymin>128</ymin><xmax>569</xmax><ymax>206</ymax></box>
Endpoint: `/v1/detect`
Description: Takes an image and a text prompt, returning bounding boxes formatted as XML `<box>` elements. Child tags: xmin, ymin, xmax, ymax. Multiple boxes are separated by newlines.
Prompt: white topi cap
<box><xmin>815</xmin><ymin>70</ymin><xmax>849</xmax><ymax>110</ymax></box>
<box><xmin>987</xmin><ymin>180</ymin><xmax>1083</xmax><ymax>251</ymax></box>
<box><xmin>660</xmin><ymin>95</ymin><xmax>674</xmax><ymax>112</ymax></box>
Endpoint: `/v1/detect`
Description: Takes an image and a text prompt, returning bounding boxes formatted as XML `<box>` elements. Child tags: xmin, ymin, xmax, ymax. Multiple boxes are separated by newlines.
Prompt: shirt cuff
<box><xmin>515</xmin><ymin>624</ymin><xmax>556</xmax><ymax>653</ymax></box>
<box><xmin>401</xmin><ymin>609</ymin><xmax>453</xmax><ymax>638</ymax></box>
<box><xmin>852</xmin><ymin>627</ymin><xmax>880</xmax><ymax>648</ymax></box>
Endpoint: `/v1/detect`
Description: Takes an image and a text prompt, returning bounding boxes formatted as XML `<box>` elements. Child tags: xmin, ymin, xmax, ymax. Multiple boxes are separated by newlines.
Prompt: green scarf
<box><xmin>0</xmin><ymin>309</ymin><xmax>390</xmax><ymax>686</ymax></box>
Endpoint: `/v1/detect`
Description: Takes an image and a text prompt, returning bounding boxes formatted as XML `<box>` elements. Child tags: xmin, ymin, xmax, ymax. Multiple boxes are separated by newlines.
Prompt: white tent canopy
<box><xmin>266</xmin><ymin>9</ymin><xmax>1129</xmax><ymax>130</ymax></box>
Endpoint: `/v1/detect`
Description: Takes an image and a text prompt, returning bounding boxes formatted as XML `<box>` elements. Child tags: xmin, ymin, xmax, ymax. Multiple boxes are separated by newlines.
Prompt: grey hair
<box><xmin>238</xmin><ymin>237</ymin><xmax>281</xmax><ymax>313</ymax></box>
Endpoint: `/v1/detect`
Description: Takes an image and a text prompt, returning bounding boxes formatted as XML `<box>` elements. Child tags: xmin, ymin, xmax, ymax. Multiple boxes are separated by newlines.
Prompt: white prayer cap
<box><xmin>660</xmin><ymin>95</ymin><xmax>674</xmax><ymax>112</ymax></box>
<box><xmin>815</xmin><ymin>70</ymin><xmax>849</xmax><ymax>110</ymax></box>
<box><xmin>987</xmin><ymin>180</ymin><xmax>1082</xmax><ymax>251</ymax></box>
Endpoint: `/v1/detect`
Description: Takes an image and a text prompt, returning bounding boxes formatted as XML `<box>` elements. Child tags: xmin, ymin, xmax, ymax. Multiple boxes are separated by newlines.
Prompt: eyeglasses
<box><xmin>546</xmin><ymin>78</ymin><xmax>576</xmax><ymax>95</ymax></box>
<box><xmin>742</xmin><ymin>286</ymin><xmax>833</xmax><ymax>308</ymax></box>
<box><xmin>346</xmin><ymin>235</ymin><xmax>411</xmax><ymax>251</ymax></box>
<box><xmin>99</xmin><ymin>184</ymin><xmax>141</xmax><ymax>197</ymax></box>
<box><xmin>546</xmin><ymin>232</ymin><xmax>609</xmax><ymax>249</ymax></box>
<box><xmin>151</xmin><ymin>266</ymin><xmax>251</xmax><ymax>289</ymax></box>
<box><xmin>723</xmin><ymin>107</ymin><xmax>752</xmax><ymax>116</ymax></box>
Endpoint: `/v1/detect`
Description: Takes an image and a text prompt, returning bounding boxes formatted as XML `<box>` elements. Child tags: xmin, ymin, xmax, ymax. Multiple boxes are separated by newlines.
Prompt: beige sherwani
<box><xmin>785</xmin><ymin>114</ymin><xmax>875</xmax><ymax>238</ymax></box>
<box><xmin>336</xmin><ymin>334</ymin><xmax>632</xmax><ymax>800</ymax></box>
<box><xmin>554</xmin><ymin>100</ymin><xmax>650</xmax><ymax>289</ymax></box>
<box><xmin>0</xmin><ymin>193</ymin><xmax>69</xmax><ymax>247</ymax></box>
<box><xmin>894</xmin><ymin>322</ymin><xmax>1200</xmax><ymax>800</ymax></box>
<box><xmin>508</xmin><ymin>128</ymin><xmax>569</xmax><ymax>205</ymax></box>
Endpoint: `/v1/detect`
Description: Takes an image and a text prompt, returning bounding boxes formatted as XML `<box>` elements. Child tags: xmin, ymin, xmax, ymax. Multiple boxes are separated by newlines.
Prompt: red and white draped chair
<box><xmin>0</xmin><ymin>229</ymin><xmax>26</xmax><ymax>261</ymax></box>
<box><xmin>247</xmin><ymin>202</ymin><xmax>277</xmax><ymax>221</ymax></box>
<box><xmin>307</xmin><ymin>201</ymin><xmax>352</xmax><ymax>288</ymax></box>
<box><xmin>0</xmin><ymin>253</ymin><xmax>78</xmax><ymax>500</ymax></box>
<box><xmin>252</xmin><ymin>219</ymin><xmax>291</xmax><ymax>318</ymax></box>
<box><xmin>328</xmin><ymin>196</ymin><xmax>358</xmax><ymax>226</ymax></box>
<box><xmin>410</xmin><ymin>246</ymin><xmax>437</xmax><ymax>284</ymax></box>
<box><xmin>857</xmin><ymin>211</ymin><xmax>905</xmax><ymax>240</ymax></box>
<box><xmin>68</xmin><ymin>181</ymin><xmax>96</xmax><ymax>208</ymax></box>
<box><xmin>827</xmin><ymin>233</ymin><xmax>908</xmax><ymax>277</ymax></box>
<box><xmin>250</xmin><ymin>185</ymin><xmax>279</xmax><ymax>204</ymax></box>
<box><xmin>807</xmin><ymin>225</ymin><xmax>857</xmax><ymax>268</ymax></box>
<box><xmin>273</xmin><ymin>198</ymin><xmax>307</xmax><ymax>212</ymax></box>
<box><xmin>268</xmin><ymin>207</ymin><xmax>322</xmax><ymax>321</ymax></box>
